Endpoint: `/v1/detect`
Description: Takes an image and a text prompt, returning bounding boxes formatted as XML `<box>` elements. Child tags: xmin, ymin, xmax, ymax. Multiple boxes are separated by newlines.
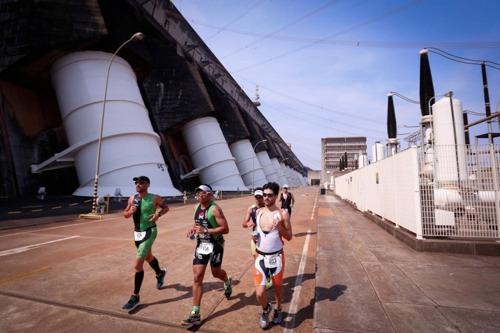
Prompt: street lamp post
<box><xmin>252</xmin><ymin>139</ymin><xmax>267</xmax><ymax>191</ymax></box>
<box><xmin>82</xmin><ymin>32</ymin><xmax>144</xmax><ymax>219</ymax></box>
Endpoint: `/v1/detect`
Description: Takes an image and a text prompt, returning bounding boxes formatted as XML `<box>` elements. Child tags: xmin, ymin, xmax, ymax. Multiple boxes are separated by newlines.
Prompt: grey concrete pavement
<box><xmin>314</xmin><ymin>194</ymin><xmax>500</xmax><ymax>333</ymax></box>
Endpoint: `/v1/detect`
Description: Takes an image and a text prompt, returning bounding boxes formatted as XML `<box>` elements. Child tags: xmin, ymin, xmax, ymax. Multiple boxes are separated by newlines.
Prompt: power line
<box><xmin>389</xmin><ymin>92</ymin><xmax>419</xmax><ymax>104</ymax></box>
<box><xmin>189</xmin><ymin>19</ymin><xmax>500</xmax><ymax>49</ymax></box>
<box><xmin>425</xmin><ymin>47</ymin><xmax>500</xmax><ymax>70</ymax></box>
<box><xmin>204</xmin><ymin>0</ymin><xmax>266</xmax><ymax>42</ymax></box>
<box><xmin>263</xmin><ymin>103</ymin><xmax>382</xmax><ymax>140</ymax></box>
<box><xmin>264</xmin><ymin>99</ymin><xmax>386</xmax><ymax>135</ymax></box>
<box><xmin>220</xmin><ymin>0</ymin><xmax>340</xmax><ymax>59</ymax></box>
<box><xmin>236</xmin><ymin>74</ymin><xmax>384</xmax><ymax>124</ymax></box>
<box><xmin>465</xmin><ymin>109</ymin><xmax>487</xmax><ymax>116</ymax></box>
<box><xmin>234</xmin><ymin>0</ymin><xmax>422</xmax><ymax>72</ymax></box>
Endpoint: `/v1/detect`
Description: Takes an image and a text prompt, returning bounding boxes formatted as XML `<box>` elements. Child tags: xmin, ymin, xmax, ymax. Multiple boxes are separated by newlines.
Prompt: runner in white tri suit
<box><xmin>252</xmin><ymin>182</ymin><xmax>292</xmax><ymax>329</ymax></box>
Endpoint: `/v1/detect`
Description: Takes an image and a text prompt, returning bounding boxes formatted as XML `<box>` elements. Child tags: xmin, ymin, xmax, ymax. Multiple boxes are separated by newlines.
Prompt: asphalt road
<box><xmin>0</xmin><ymin>196</ymin><xmax>119</xmax><ymax>220</ymax></box>
<box><xmin>0</xmin><ymin>187</ymin><xmax>318</xmax><ymax>332</ymax></box>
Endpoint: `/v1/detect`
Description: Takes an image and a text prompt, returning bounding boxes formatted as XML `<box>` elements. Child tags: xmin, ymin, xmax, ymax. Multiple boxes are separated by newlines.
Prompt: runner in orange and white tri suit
<box><xmin>252</xmin><ymin>182</ymin><xmax>292</xmax><ymax>329</ymax></box>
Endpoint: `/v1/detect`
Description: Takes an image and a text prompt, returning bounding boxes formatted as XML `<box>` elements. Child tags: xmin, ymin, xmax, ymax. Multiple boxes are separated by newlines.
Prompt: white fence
<box><xmin>335</xmin><ymin>147</ymin><xmax>423</xmax><ymax>237</ymax></box>
<box><xmin>335</xmin><ymin>145</ymin><xmax>500</xmax><ymax>240</ymax></box>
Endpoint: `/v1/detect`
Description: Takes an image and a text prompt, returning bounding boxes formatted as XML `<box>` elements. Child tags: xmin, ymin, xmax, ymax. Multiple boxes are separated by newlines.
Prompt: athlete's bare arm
<box><xmin>123</xmin><ymin>196</ymin><xmax>136</xmax><ymax>218</ymax></box>
<box><xmin>193</xmin><ymin>205</ymin><xmax>229</xmax><ymax>235</ymax></box>
<box><xmin>242</xmin><ymin>206</ymin><xmax>254</xmax><ymax>228</ymax></box>
<box><xmin>276</xmin><ymin>210</ymin><xmax>292</xmax><ymax>241</ymax></box>
<box><xmin>148</xmin><ymin>195</ymin><xmax>169</xmax><ymax>222</ymax></box>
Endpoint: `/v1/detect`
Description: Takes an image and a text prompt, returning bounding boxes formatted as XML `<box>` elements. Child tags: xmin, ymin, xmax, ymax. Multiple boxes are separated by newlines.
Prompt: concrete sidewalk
<box><xmin>314</xmin><ymin>194</ymin><xmax>500</xmax><ymax>333</ymax></box>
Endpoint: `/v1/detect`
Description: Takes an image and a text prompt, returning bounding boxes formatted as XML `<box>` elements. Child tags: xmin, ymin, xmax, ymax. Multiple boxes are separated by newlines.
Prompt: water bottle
<box><xmin>190</xmin><ymin>220</ymin><xmax>202</xmax><ymax>240</ymax></box>
<box><xmin>133</xmin><ymin>197</ymin><xmax>141</xmax><ymax>210</ymax></box>
<box><xmin>251</xmin><ymin>230</ymin><xmax>260</xmax><ymax>244</ymax></box>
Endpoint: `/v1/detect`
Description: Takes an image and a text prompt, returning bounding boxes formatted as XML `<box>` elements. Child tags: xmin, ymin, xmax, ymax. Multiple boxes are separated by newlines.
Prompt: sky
<box><xmin>170</xmin><ymin>0</ymin><xmax>500</xmax><ymax>170</ymax></box>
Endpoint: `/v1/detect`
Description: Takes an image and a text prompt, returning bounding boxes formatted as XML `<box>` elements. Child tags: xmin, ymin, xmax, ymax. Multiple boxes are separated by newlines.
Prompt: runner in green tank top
<box><xmin>121</xmin><ymin>176</ymin><xmax>170</xmax><ymax>311</ymax></box>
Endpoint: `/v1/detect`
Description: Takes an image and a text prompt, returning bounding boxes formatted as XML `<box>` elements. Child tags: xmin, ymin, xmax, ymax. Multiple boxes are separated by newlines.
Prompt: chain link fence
<box><xmin>419</xmin><ymin>144</ymin><xmax>500</xmax><ymax>239</ymax></box>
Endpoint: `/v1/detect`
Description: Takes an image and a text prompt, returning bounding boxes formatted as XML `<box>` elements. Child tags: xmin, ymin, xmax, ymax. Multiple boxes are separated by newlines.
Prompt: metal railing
<box><xmin>419</xmin><ymin>144</ymin><xmax>500</xmax><ymax>239</ymax></box>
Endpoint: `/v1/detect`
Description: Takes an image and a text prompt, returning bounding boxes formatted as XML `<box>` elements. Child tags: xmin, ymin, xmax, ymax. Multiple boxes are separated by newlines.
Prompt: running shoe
<box><xmin>156</xmin><ymin>268</ymin><xmax>167</xmax><ymax>289</ymax></box>
<box><xmin>272</xmin><ymin>307</ymin><xmax>283</xmax><ymax>324</ymax></box>
<box><xmin>122</xmin><ymin>295</ymin><xmax>140</xmax><ymax>311</ymax></box>
<box><xmin>259</xmin><ymin>303</ymin><xmax>272</xmax><ymax>329</ymax></box>
<box><xmin>223</xmin><ymin>276</ymin><xmax>232</xmax><ymax>299</ymax></box>
<box><xmin>181</xmin><ymin>312</ymin><xmax>201</xmax><ymax>326</ymax></box>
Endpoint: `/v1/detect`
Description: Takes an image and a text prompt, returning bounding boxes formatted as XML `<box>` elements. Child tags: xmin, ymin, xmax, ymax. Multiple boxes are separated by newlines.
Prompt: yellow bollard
<box><xmin>183</xmin><ymin>191</ymin><xmax>188</xmax><ymax>204</ymax></box>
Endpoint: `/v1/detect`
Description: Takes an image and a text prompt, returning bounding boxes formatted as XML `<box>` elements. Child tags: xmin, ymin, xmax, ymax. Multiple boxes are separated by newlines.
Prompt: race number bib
<box><xmin>264</xmin><ymin>254</ymin><xmax>281</xmax><ymax>269</ymax></box>
<box><xmin>197</xmin><ymin>242</ymin><xmax>214</xmax><ymax>255</ymax></box>
<box><xmin>134</xmin><ymin>231</ymin><xmax>146</xmax><ymax>241</ymax></box>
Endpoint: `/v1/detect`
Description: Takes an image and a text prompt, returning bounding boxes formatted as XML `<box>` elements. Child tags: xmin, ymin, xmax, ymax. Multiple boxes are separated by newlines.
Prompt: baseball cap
<box><xmin>254</xmin><ymin>189</ymin><xmax>264</xmax><ymax>197</ymax></box>
<box><xmin>133</xmin><ymin>176</ymin><xmax>150</xmax><ymax>183</ymax></box>
<box><xmin>283</xmin><ymin>184</ymin><xmax>289</xmax><ymax>188</ymax></box>
<box><xmin>195</xmin><ymin>184</ymin><xmax>213</xmax><ymax>193</ymax></box>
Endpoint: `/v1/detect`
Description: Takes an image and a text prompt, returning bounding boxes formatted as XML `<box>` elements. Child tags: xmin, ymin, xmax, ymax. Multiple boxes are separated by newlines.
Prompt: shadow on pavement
<box><xmin>128</xmin><ymin>280</ymin><xmax>241</xmax><ymax>315</ymax></box>
<box><xmin>293</xmin><ymin>231</ymin><xmax>317</xmax><ymax>238</ymax></box>
<box><xmin>192</xmin><ymin>273</ymin><xmax>325</xmax><ymax>330</ymax></box>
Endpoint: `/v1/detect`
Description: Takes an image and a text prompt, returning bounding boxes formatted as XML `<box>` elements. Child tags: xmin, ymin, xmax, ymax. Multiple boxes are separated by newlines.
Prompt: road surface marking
<box><xmin>0</xmin><ymin>236</ymin><xmax>80</xmax><ymax>257</ymax></box>
<box><xmin>31</xmin><ymin>209</ymin><xmax>43</xmax><ymax>212</ymax></box>
<box><xmin>51</xmin><ymin>206</ymin><xmax>62</xmax><ymax>209</ymax></box>
<box><xmin>69</xmin><ymin>203</ymin><xmax>79</xmax><ymax>206</ymax></box>
<box><xmin>7</xmin><ymin>211</ymin><xmax>21</xmax><ymax>214</ymax></box>
<box><xmin>284</xmin><ymin>191</ymin><xmax>318</xmax><ymax>333</ymax></box>
<box><xmin>0</xmin><ymin>216</ymin><xmax>121</xmax><ymax>238</ymax></box>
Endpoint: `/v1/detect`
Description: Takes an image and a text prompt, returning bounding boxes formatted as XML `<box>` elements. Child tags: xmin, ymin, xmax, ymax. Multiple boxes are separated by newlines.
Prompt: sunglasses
<box><xmin>262</xmin><ymin>193</ymin><xmax>275</xmax><ymax>198</ymax></box>
<box><xmin>135</xmin><ymin>181</ymin><xmax>147</xmax><ymax>185</ymax></box>
<box><xmin>196</xmin><ymin>191</ymin><xmax>210</xmax><ymax>195</ymax></box>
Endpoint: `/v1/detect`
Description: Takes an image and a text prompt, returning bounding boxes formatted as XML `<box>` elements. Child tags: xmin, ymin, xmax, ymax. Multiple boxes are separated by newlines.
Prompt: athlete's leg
<box><xmin>146</xmin><ymin>251</ymin><xmax>163</xmax><ymax>275</ymax></box>
<box><xmin>254</xmin><ymin>256</ymin><xmax>269</xmax><ymax>308</ymax></box>
<box><xmin>133</xmin><ymin>257</ymin><xmax>146</xmax><ymax>295</ymax></box>
<box><xmin>134</xmin><ymin>257</ymin><xmax>146</xmax><ymax>272</ymax></box>
<box><xmin>271</xmin><ymin>252</ymin><xmax>285</xmax><ymax>309</ymax></box>
<box><xmin>123</xmin><ymin>236</ymin><xmax>151</xmax><ymax>310</ymax></box>
<box><xmin>210</xmin><ymin>266</ymin><xmax>228</xmax><ymax>281</ymax></box>
<box><xmin>274</xmin><ymin>285</ymin><xmax>283</xmax><ymax>309</ymax></box>
<box><xmin>209</xmin><ymin>243</ymin><xmax>230</xmax><ymax>282</ymax></box>
<box><xmin>192</xmin><ymin>264</ymin><xmax>207</xmax><ymax>307</ymax></box>
<box><xmin>144</xmin><ymin>251</ymin><xmax>153</xmax><ymax>263</ymax></box>
<box><xmin>255</xmin><ymin>285</ymin><xmax>268</xmax><ymax>307</ymax></box>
